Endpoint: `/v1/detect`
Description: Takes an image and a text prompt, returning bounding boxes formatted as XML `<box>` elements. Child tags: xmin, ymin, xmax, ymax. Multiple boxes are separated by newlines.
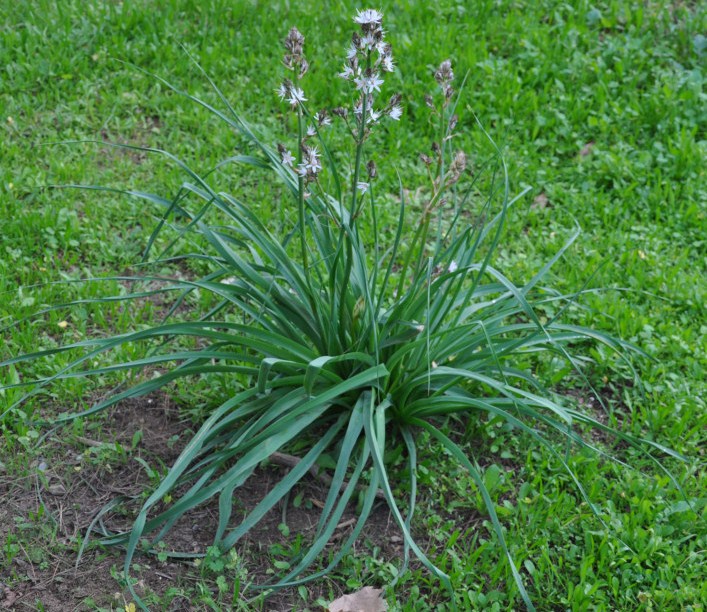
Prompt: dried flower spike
<box><xmin>434</xmin><ymin>59</ymin><xmax>454</xmax><ymax>85</ymax></box>
<box><xmin>434</xmin><ymin>59</ymin><xmax>455</xmax><ymax>102</ymax></box>
<box><xmin>283</xmin><ymin>27</ymin><xmax>308</xmax><ymax>76</ymax></box>
<box><xmin>447</xmin><ymin>151</ymin><xmax>467</xmax><ymax>184</ymax></box>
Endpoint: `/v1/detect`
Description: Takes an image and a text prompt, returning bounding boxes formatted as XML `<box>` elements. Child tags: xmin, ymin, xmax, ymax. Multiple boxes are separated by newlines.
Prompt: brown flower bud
<box><xmin>285</xmin><ymin>27</ymin><xmax>305</xmax><ymax>55</ymax></box>
<box><xmin>299</xmin><ymin>58</ymin><xmax>309</xmax><ymax>78</ymax></box>
<box><xmin>447</xmin><ymin>151</ymin><xmax>467</xmax><ymax>185</ymax></box>
<box><xmin>367</xmin><ymin>160</ymin><xmax>377</xmax><ymax>179</ymax></box>
<box><xmin>434</xmin><ymin>59</ymin><xmax>454</xmax><ymax>85</ymax></box>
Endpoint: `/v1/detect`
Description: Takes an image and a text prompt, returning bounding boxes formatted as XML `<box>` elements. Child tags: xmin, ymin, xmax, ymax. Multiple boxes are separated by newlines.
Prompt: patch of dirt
<box><xmin>0</xmin><ymin>392</ymin><xmax>410</xmax><ymax>611</ymax></box>
<box><xmin>562</xmin><ymin>382</ymin><xmax>632</xmax><ymax>451</ymax></box>
<box><xmin>0</xmin><ymin>393</ymin><xmax>190</xmax><ymax>610</ymax></box>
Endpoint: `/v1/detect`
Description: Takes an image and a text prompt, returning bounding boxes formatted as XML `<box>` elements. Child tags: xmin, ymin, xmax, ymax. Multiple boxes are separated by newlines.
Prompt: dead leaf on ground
<box><xmin>579</xmin><ymin>141</ymin><xmax>595</xmax><ymax>157</ymax></box>
<box><xmin>1</xmin><ymin>587</ymin><xmax>20</xmax><ymax>609</ymax></box>
<box><xmin>532</xmin><ymin>192</ymin><xmax>550</xmax><ymax>209</ymax></box>
<box><xmin>328</xmin><ymin>586</ymin><xmax>388</xmax><ymax>612</ymax></box>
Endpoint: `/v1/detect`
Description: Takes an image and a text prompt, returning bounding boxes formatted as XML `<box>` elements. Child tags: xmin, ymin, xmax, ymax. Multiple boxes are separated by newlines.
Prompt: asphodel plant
<box><xmin>1</xmin><ymin>8</ymin><xmax>684</xmax><ymax>610</ymax></box>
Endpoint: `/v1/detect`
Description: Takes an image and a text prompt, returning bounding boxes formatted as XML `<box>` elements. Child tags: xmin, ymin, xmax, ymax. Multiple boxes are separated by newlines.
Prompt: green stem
<box><xmin>349</xmin><ymin>77</ymin><xmax>369</xmax><ymax>222</ymax></box>
<box><xmin>395</xmin><ymin>188</ymin><xmax>443</xmax><ymax>298</ymax></box>
<box><xmin>296</xmin><ymin>104</ymin><xmax>308</xmax><ymax>276</ymax></box>
<box><xmin>337</xmin><ymin>53</ymin><xmax>371</xmax><ymax>349</ymax></box>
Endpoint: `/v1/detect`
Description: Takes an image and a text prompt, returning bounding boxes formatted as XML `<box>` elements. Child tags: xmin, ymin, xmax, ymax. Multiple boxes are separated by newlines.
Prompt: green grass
<box><xmin>1</xmin><ymin>0</ymin><xmax>705</xmax><ymax>610</ymax></box>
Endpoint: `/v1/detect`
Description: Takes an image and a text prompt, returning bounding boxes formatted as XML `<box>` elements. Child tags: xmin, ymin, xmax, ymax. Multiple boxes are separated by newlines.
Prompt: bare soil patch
<box><xmin>0</xmin><ymin>392</ymin><xmax>406</xmax><ymax>610</ymax></box>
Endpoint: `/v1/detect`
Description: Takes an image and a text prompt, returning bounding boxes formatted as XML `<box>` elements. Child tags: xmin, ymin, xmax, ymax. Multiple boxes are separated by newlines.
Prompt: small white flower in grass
<box><xmin>276</xmin><ymin>83</ymin><xmax>288</xmax><ymax>100</ymax></box>
<box><xmin>381</xmin><ymin>55</ymin><xmax>394</xmax><ymax>73</ymax></box>
<box><xmin>346</xmin><ymin>44</ymin><xmax>358</xmax><ymax>60</ymax></box>
<box><xmin>448</xmin><ymin>261</ymin><xmax>458</xmax><ymax>273</ymax></box>
<box><xmin>389</xmin><ymin>105</ymin><xmax>402</xmax><ymax>120</ymax></box>
<box><xmin>280</xmin><ymin>149</ymin><xmax>295</xmax><ymax>167</ymax></box>
<box><xmin>306</xmin><ymin>125</ymin><xmax>317</xmax><ymax>137</ymax></box>
<box><xmin>287</xmin><ymin>86</ymin><xmax>307</xmax><ymax>107</ymax></box>
<box><xmin>356</xmin><ymin>181</ymin><xmax>369</xmax><ymax>193</ymax></box>
<box><xmin>354</xmin><ymin>9</ymin><xmax>383</xmax><ymax>26</ymax></box>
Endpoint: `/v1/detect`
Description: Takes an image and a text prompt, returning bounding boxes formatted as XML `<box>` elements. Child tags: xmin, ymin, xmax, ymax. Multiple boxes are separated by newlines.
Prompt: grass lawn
<box><xmin>1</xmin><ymin>0</ymin><xmax>705</xmax><ymax>610</ymax></box>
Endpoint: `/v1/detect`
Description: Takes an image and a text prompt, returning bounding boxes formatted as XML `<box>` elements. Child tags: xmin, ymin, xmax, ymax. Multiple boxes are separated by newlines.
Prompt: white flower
<box><xmin>388</xmin><ymin>105</ymin><xmax>402</xmax><ymax>120</ymax></box>
<box><xmin>306</xmin><ymin>125</ymin><xmax>317</xmax><ymax>137</ymax></box>
<box><xmin>346</xmin><ymin>44</ymin><xmax>358</xmax><ymax>60</ymax></box>
<box><xmin>381</xmin><ymin>55</ymin><xmax>394</xmax><ymax>73</ymax></box>
<box><xmin>276</xmin><ymin>83</ymin><xmax>288</xmax><ymax>100</ymax></box>
<box><xmin>361</xmin><ymin>33</ymin><xmax>377</xmax><ymax>50</ymax></box>
<box><xmin>367</xmin><ymin>109</ymin><xmax>381</xmax><ymax>123</ymax></box>
<box><xmin>339</xmin><ymin>64</ymin><xmax>354</xmax><ymax>80</ymax></box>
<box><xmin>280</xmin><ymin>149</ymin><xmax>295</xmax><ymax>167</ymax></box>
<box><xmin>287</xmin><ymin>86</ymin><xmax>307</xmax><ymax>107</ymax></box>
<box><xmin>354</xmin><ymin>9</ymin><xmax>383</xmax><ymax>25</ymax></box>
<box><xmin>448</xmin><ymin>261</ymin><xmax>458</xmax><ymax>273</ymax></box>
<box><xmin>316</xmin><ymin>113</ymin><xmax>332</xmax><ymax>127</ymax></box>
<box><xmin>356</xmin><ymin>181</ymin><xmax>369</xmax><ymax>193</ymax></box>
<box><xmin>298</xmin><ymin>146</ymin><xmax>322</xmax><ymax>178</ymax></box>
<box><xmin>354</xmin><ymin>73</ymin><xmax>384</xmax><ymax>95</ymax></box>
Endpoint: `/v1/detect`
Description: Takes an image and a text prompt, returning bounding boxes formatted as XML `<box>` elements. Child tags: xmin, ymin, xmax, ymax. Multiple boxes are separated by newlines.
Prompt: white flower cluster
<box><xmin>297</xmin><ymin>145</ymin><xmax>322</xmax><ymax>182</ymax></box>
<box><xmin>276</xmin><ymin>79</ymin><xmax>307</xmax><ymax>108</ymax></box>
<box><xmin>339</xmin><ymin>9</ymin><xmax>402</xmax><ymax>125</ymax></box>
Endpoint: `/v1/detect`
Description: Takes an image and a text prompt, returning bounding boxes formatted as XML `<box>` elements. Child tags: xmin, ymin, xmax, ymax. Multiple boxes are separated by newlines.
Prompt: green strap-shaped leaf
<box><xmin>413</xmin><ymin>420</ymin><xmax>536</xmax><ymax>612</ymax></box>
